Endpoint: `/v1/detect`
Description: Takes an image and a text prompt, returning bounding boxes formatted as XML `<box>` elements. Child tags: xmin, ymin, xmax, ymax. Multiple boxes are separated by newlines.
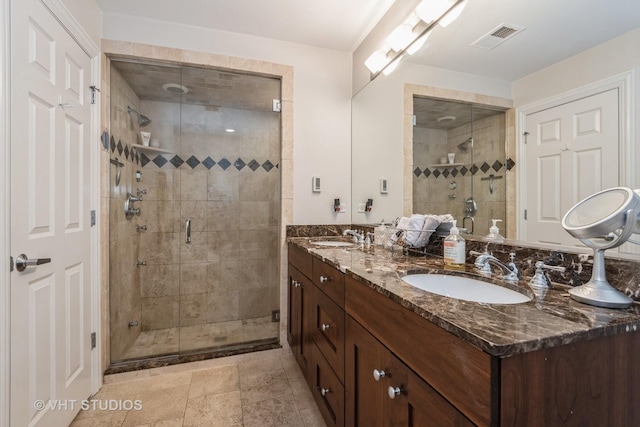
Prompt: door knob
<box><xmin>14</xmin><ymin>254</ymin><xmax>51</xmax><ymax>272</ymax></box>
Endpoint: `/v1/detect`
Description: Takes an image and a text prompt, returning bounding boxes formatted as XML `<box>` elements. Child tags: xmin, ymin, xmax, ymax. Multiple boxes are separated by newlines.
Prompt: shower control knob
<box><xmin>319</xmin><ymin>275</ymin><xmax>330</xmax><ymax>283</ymax></box>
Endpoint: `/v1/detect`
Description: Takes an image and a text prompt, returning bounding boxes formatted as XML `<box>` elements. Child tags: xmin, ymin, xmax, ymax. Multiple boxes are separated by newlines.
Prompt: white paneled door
<box><xmin>524</xmin><ymin>89</ymin><xmax>619</xmax><ymax>247</ymax></box>
<box><xmin>10</xmin><ymin>0</ymin><xmax>94</xmax><ymax>425</ymax></box>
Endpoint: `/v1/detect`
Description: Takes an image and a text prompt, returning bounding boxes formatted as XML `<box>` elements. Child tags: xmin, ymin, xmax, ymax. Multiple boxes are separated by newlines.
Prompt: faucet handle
<box><xmin>530</xmin><ymin>261</ymin><xmax>566</xmax><ymax>288</ymax></box>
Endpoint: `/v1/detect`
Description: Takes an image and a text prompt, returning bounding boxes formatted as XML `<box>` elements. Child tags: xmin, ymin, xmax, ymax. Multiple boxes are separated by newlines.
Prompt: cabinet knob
<box><xmin>318</xmin><ymin>387</ymin><xmax>332</xmax><ymax>397</ymax></box>
<box><xmin>373</xmin><ymin>369</ymin><xmax>386</xmax><ymax>381</ymax></box>
<box><xmin>293</xmin><ymin>280</ymin><xmax>301</xmax><ymax>288</ymax></box>
<box><xmin>388</xmin><ymin>386</ymin><xmax>403</xmax><ymax>399</ymax></box>
<box><xmin>320</xmin><ymin>323</ymin><xmax>331</xmax><ymax>331</ymax></box>
<box><xmin>319</xmin><ymin>275</ymin><xmax>330</xmax><ymax>283</ymax></box>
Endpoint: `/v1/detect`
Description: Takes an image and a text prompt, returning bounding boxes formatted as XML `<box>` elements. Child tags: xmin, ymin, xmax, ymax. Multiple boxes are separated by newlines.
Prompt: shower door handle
<box><xmin>185</xmin><ymin>218</ymin><xmax>192</xmax><ymax>243</ymax></box>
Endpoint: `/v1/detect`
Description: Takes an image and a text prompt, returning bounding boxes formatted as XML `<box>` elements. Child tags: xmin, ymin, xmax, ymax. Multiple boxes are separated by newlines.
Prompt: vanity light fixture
<box><xmin>365</xmin><ymin>0</ymin><xmax>466</xmax><ymax>75</ymax></box>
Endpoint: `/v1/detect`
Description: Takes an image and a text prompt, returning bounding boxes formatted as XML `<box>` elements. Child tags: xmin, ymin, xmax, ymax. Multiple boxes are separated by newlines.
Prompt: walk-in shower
<box><xmin>108</xmin><ymin>60</ymin><xmax>282</xmax><ymax>365</ymax></box>
<box><xmin>412</xmin><ymin>98</ymin><xmax>507</xmax><ymax>236</ymax></box>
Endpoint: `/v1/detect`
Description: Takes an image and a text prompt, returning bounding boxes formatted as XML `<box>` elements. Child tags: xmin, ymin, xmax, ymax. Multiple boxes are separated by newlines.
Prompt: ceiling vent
<box><xmin>471</xmin><ymin>23</ymin><xmax>524</xmax><ymax>49</ymax></box>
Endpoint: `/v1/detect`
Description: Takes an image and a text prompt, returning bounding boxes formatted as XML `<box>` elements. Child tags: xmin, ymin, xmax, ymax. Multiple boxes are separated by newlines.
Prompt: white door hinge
<box><xmin>90</xmin><ymin>86</ymin><xmax>100</xmax><ymax>104</ymax></box>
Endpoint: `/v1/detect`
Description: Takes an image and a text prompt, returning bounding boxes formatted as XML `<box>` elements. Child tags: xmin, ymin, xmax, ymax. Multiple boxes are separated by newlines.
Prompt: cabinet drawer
<box><xmin>345</xmin><ymin>275</ymin><xmax>494</xmax><ymax>426</ymax></box>
<box><xmin>311</xmin><ymin>344</ymin><xmax>345</xmax><ymax>427</ymax></box>
<box><xmin>312</xmin><ymin>287</ymin><xmax>345</xmax><ymax>381</ymax></box>
<box><xmin>312</xmin><ymin>257</ymin><xmax>345</xmax><ymax>308</ymax></box>
<box><xmin>288</xmin><ymin>242</ymin><xmax>312</xmax><ymax>278</ymax></box>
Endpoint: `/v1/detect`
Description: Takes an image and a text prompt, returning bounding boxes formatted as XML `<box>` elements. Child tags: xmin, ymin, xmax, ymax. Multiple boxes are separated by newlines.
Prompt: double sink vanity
<box><xmin>287</xmin><ymin>230</ymin><xmax>640</xmax><ymax>426</ymax></box>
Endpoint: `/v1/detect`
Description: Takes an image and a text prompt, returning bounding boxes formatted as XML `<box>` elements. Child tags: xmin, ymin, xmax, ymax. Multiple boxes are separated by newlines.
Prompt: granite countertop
<box><xmin>288</xmin><ymin>236</ymin><xmax>640</xmax><ymax>358</ymax></box>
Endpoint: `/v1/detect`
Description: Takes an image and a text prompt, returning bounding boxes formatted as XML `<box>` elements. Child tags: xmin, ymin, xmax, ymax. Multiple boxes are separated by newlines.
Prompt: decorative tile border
<box><xmin>108</xmin><ymin>133</ymin><xmax>279</xmax><ymax>172</ymax></box>
<box><xmin>413</xmin><ymin>157</ymin><xmax>515</xmax><ymax>179</ymax></box>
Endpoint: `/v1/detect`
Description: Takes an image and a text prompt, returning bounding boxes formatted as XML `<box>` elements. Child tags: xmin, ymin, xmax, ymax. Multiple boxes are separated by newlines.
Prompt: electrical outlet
<box><xmin>357</xmin><ymin>203</ymin><xmax>366</xmax><ymax>213</ymax></box>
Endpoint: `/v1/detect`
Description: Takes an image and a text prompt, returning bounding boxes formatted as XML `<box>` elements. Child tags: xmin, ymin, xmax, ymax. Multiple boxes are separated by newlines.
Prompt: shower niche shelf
<box><xmin>429</xmin><ymin>162</ymin><xmax>464</xmax><ymax>168</ymax></box>
<box><xmin>132</xmin><ymin>143</ymin><xmax>173</xmax><ymax>154</ymax></box>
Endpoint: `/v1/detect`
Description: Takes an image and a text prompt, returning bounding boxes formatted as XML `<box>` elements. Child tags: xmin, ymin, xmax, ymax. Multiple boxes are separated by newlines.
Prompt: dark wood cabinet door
<box><xmin>313</xmin><ymin>287</ymin><xmax>345</xmax><ymax>380</ymax></box>
<box><xmin>288</xmin><ymin>264</ymin><xmax>314</xmax><ymax>380</ymax></box>
<box><xmin>346</xmin><ymin>315</ymin><xmax>385</xmax><ymax>427</ymax></box>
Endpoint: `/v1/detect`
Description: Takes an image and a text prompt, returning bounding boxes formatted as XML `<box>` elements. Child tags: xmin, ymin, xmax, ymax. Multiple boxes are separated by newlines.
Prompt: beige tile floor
<box><xmin>120</xmin><ymin>317</ymin><xmax>278</xmax><ymax>360</ymax></box>
<box><xmin>71</xmin><ymin>349</ymin><xmax>326</xmax><ymax>427</ymax></box>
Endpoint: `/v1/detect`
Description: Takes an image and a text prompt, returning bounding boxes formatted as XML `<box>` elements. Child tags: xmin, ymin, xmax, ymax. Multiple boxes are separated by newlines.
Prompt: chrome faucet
<box><xmin>343</xmin><ymin>229</ymin><xmax>365</xmax><ymax>243</ymax></box>
<box><xmin>474</xmin><ymin>252</ymin><xmax>519</xmax><ymax>282</ymax></box>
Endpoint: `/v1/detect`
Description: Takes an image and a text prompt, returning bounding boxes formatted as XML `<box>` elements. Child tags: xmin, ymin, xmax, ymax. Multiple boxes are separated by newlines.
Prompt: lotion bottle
<box><xmin>485</xmin><ymin>219</ymin><xmax>505</xmax><ymax>242</ymax></box>
<box><xmin>443</xmin><ymin>220</ymin><xmax>465</xmax><ymax>270</ymax></box>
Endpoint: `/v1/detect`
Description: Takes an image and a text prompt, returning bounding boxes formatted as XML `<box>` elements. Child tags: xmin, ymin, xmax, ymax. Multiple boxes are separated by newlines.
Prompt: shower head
<box><xmin>127</xmin><ymin>106</ymin><xmax>152</xmax><ymax>127</ymax></box>
<box><xmin>457</xmin><ymin>137</ymin><xmax>473</xmax><ymax>151</ymax></box>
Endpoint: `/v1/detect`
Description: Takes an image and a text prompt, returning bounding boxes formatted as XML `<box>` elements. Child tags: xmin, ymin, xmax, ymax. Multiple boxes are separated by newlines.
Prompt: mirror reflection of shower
<box><xmin>412</xmin><ymin>97</ymin><xmax>508</xmax><ymax>236</ymax></box>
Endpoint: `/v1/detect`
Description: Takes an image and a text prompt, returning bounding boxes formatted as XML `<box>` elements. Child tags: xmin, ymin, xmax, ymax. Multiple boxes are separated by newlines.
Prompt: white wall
<box><xmin>60</xmin><ymin>0</ymin><xmax>102</xmax><ymax>47</ymax></box>
<box><xmin>512</xmin><ymin>27</ymin><xmax>640</xmax><ymax>187</ymax></box>
<box><xmin>102</xmin><ymin>13</ymin><xmax>353</xmax><ymax>225</ymax></box>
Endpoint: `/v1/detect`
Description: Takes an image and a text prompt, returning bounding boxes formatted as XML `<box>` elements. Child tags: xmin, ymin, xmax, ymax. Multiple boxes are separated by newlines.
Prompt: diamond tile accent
<box><xmin>117</xmin><ymin>140</ymin><xmax>123</xmax><ymax>155</ymax></box>
<box><xmin>451</xmin><ymin>168</ymin><xmax>459</xmax><ymax>177</ymax></box>
<box><xmin>433</xmin><ymin>169</ymin><xmax>441</xmax><ymax>178</ymax></box>
<box><xmin>248</xmin><ymin>159</ymin><xmax>260</xmax><ymax>171</ymax></box>
<box><xmin>234</xmin><ymin>158</ymin><xmax>246</xmax><ymax>170</ymax></box>
<box><xmin>124</xmin><ymin>145</ymin><xmax>130</xmax><ymax>160</ymax></box>
<box><xmin>492</xmin><ymin>160</ymin><xmax>503</xmax><ymax>171</ymax></box>
<box><xmin>506</xmin><ymin>158</ymin><xmax>516</xmax><ymax>171</ymax></box>
<box><xmin>186</xmin><ymin>155</ymin><xmax>200</xmax><ymax>169</ymax></box>
<box><xmin>262</xmin><ymin>160</ymin><xmax>274</xmax><ymax>172</ymax></box>
<box><xmin>170</xmin><ymin>155</ymin><xmax>184</xmax><ymax>168</ymax></box>
<box><xmin>152</xmin><ymin>155</ymin><xmax>168</xmax><ymax>168</ymax></box>
<box><xmin>202</xmin><ymin>157</ymin><xmax>216</xmax><ymax>169</ymax></box>
<box><xmin>414</xmin><ymin>167</ymin><xmax>422</xmax><ymax>177</ymax></box>
<box><xmin>275</xmin><ymin>163</ymin><xmax>280</xmax><ymax>169</ymax></box>
<box><xmin>218</xmin><ymin>158</ymin><xmax>231</xmax><ymax>170</ymax></box>
<box><xmin>110</xmin><ymin>136</ymin><xmax>116</xmax><ymax>152</ymax></box>
<box><xmin>480</xmin><ymin>162</ymin><xmax>491</xmax><ymax>173</ymax></box>
<box><xmin>140</xmin><ymin>153</ymin><xmax>150</xmax><ymax>167</ymax></box>
<box><xmin>442</xmin><ymin>169</ymin><xmax>450</xmax><ymax>178</ymax></box>
<box><xmin>470</xmin><ymin>165</ymin><xmax>479</xmax><ymax>175</ymax></box>
<box><xmin>459</xmin><ymin>166</ymin><xmax>468</xmax><ymax>176</ymax></box>
<box><xmin>424</xmin><ymin>168</ymin><xmax>431</xmax><ymax>177</ymax></box>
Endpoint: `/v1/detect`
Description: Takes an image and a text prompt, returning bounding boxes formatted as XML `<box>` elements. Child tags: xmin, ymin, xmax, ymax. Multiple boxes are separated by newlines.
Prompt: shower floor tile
<box><xmin>120</xmin><ymin>316</ymin><xmax>278</xmax><ymax>360</ymax></box>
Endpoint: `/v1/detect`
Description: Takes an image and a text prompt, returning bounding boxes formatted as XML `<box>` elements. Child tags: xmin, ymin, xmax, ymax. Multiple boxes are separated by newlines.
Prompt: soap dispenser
<box><xmin>485</xmin><ymin>219</ymin><xmax>504</xmax><ymax>242</ymax></box>
<box><xmin>443</xmin><ymin>220</ymin><xmax>465</xmax><ymax>270</ymax></box>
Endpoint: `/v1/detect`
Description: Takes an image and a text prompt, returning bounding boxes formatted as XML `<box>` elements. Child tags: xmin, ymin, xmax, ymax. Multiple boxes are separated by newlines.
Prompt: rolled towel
<box><xmin>404</xmin><ymin>214</ymin><xmax>426</xmax><ymax>246</ymax></box>
<box><xmin>413</xmin><ymin>214</ymin><xmax>441</xmax><ymax>247</ymax></box>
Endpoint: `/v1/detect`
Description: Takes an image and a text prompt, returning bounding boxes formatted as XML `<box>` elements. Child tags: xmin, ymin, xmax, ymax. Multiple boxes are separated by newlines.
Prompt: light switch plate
<box><xmin>312</xmin><ymin>176</ymin><xmax>321</xmax><ymax>192</ymax></box>
<box><xmin>380</xmin><ymin>178</ymin><xmax>388</xmax><ymax>194</ymax></box>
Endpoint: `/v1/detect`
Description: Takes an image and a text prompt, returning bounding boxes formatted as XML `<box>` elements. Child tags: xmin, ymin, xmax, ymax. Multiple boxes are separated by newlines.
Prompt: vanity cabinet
<box><xmin>288</xmin><ymin>243</ymin><xmax>347</xmax><ymax>427</ymax></box>
<box><xmin>346</xmin><ymin>315</ymin><xmax>474</xmax><ymax>426</ymax></box>
<box><xmin>289</xmin><ymin>242</ymin><xmax>640</xmax><ymax>426</ymax></box>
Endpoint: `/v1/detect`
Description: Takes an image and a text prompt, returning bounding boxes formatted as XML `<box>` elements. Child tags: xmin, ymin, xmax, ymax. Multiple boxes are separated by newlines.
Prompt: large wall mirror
<box><xmin>351</xmin><ymin>0</ymin><xmax>640</xmax><ymax>257</ymax></box>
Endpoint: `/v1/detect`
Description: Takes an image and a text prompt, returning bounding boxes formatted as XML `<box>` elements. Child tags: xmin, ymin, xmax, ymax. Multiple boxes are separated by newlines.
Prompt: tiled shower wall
<box><xmin>136</xmin><ymin>98</ymin><xmax>281</xmax><ymax>337</ymax></box>
<box><xmin>413</xmin><ymin>113</ymin><xmax>508</xmax><ymax>236</ymax></box>
<box><xmin>109</xmin><ymin>66</ymin><xmax>144</xmax><ymax>361</ymax></box>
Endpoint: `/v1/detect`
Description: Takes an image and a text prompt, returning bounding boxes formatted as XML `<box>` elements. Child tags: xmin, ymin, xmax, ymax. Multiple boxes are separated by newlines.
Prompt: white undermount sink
<box><xmin>311</xmin><ymin>241</ymin><xmax>354</xmax><ymax>247</ymax></box>
<box><xmin>401</xmin><ymin>274</ymin><xmax>531</xmax><ymax>304</ymax></box>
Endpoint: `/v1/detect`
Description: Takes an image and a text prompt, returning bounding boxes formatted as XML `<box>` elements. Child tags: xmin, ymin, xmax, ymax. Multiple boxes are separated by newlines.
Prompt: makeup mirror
<box><xmin>561</xmin><ymin>187</ymin><xmax>640</xmax><ymax>308</ymax></box>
